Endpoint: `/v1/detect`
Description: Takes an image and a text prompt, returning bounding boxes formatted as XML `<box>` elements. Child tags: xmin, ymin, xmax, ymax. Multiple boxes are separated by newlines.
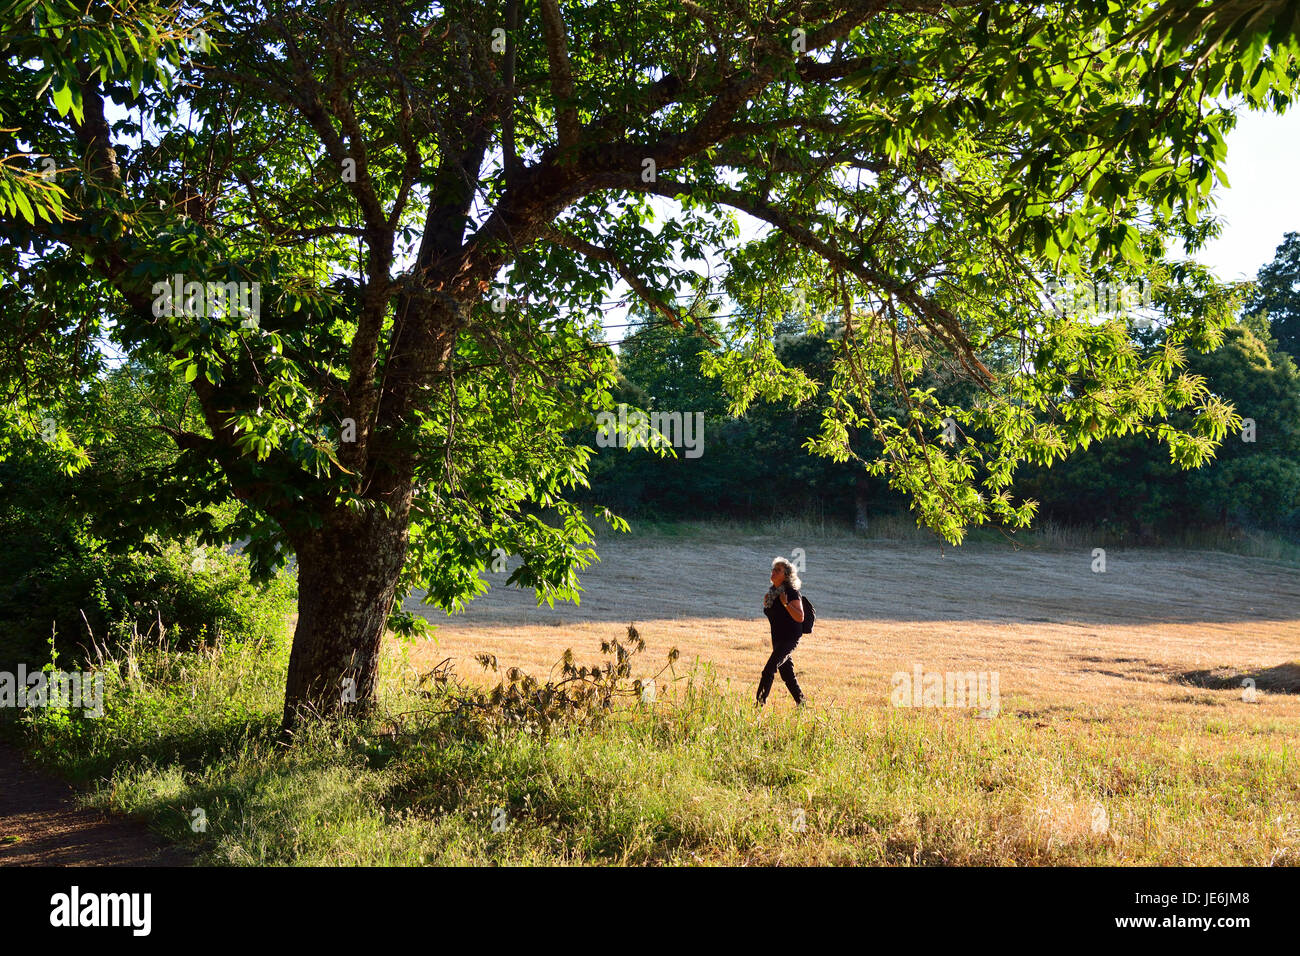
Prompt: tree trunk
<box><xmin>276</xmin><ymin>285</ymin><xmax>458</xmax><ymax>733</ymax></box>
<box><xmin>854</xmin><ymin>476</ymin><xmax>871</xmax><ymax>533</ymax></box>
<box><xmin>280</xmin><ymin>502</ymin><xmax>411</xmax><ymax>732</ymax></box>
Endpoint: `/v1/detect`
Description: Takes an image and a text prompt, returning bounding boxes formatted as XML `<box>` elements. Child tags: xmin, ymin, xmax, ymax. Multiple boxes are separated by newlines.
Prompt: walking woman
<box><xmin>757</xmin><ymin>556</ymin><xmax>806</xmax><ymax>707</ymax></box>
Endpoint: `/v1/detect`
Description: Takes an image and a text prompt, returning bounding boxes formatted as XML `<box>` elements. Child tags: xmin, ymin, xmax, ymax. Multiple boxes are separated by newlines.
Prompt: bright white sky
<box><xmin>1195</xmin><ymin>107</ymin><xmax>1300</xmax><ymax>281</ymax></box>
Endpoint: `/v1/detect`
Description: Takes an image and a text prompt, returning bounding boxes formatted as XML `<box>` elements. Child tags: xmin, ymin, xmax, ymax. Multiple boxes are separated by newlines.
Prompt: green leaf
<box><xmin>13</xmin><ymin>189</ymin><xmax>35</xmax><ymax>225</ymax></box>
<box><xmin>51</xmin><ymin>81</ymin><xmax>73</xmax><ymax>116</ymax></box>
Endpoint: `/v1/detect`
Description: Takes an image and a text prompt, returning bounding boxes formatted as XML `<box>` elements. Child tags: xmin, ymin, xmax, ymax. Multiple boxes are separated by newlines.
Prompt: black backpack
<box><xmin>800</xmin><ymin>594</ymin><xmax>816</xmax><ymax>634</ymax></box>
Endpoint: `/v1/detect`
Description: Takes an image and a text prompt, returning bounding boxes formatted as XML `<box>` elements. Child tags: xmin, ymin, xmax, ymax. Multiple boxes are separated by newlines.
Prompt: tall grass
<box><xmin>618</xmin><ymin>512</ymin><xmax>1300</xmax><ymax>563</ymax></box>
<box><xmin>10</xmin><ymin>627</ymin><xmax>1298</xmax><ymax>866</ymax></box>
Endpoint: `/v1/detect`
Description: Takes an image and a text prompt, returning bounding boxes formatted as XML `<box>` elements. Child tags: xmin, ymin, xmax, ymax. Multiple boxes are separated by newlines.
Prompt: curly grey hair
<box><xmin>771</xmin><ymin>556</ymin><xmax>802</xmax><ymax>591</ymax></box>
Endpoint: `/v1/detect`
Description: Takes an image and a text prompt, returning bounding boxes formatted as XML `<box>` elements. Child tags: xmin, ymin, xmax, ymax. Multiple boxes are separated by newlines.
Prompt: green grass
<box><xmin>7</xmin><ymin>626</ymin><xmax>1298</xmax><ymax>866</ymax></box>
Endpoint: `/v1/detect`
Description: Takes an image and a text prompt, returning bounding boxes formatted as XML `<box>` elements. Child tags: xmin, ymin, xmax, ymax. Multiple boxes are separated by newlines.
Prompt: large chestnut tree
<box><xmin>3</xmin><ymin>0</ymin><xmax>1298</xmax><ymax>726</ymax></box>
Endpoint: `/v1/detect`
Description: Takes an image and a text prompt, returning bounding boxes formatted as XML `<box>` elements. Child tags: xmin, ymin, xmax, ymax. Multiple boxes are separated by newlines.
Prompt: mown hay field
<box><xmin>402</xmin><ymin>536</ymin><xmax>1300</xmax><ymax>720</ymax></box>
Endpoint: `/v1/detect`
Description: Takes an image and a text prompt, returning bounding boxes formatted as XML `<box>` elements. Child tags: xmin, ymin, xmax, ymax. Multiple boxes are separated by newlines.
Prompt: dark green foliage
<box><xmin>584</xmin><ymin>319</ymin><xmax>900</xmax><ymax>521</ymax></box>
<box><xmin>975</xmin><ymin>320</ymin><xmax>1300</xmax><ymax>536</ymax></box>
<box><xmin>1245</xmin><ymin>231</ymin><xmax>1300</xmax><ymax>359</ymax></box>
<box><xmin>0</xmin><ymin>449</ymin><xmax>296</xmax><ymax>671</ymax></box>
<box><xmin>0</xmin><ymin>360</ymin><xmax>296</xmax><ymax>671</ymax></box>
<box><xmin>7</xmin><ymin>0</ymin><xmax>1300</xmax><ymax>715</ymax></box>
<box><xmin>590</xmin><ymin>316</ymin><xmax>1300</xmax><ymax>538</ymax></box>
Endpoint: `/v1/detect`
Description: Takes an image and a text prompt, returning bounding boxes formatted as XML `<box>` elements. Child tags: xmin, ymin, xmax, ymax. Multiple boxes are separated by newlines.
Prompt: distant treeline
<box><xmin>577</xmin><ymin>307</ymin><xmax>1300</xmax><ymax>541</ymax></box>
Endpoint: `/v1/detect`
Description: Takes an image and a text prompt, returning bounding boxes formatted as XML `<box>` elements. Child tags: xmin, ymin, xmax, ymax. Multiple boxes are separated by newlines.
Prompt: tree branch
<box><xmin>538</xmin><ymin>0</ymin><xmax>580</xmax><ymax>152</ymax></box>
<box><xmin>538</xmin><ymin>224</ymin><xmax>684</xmax><ymax>329</ymax></box>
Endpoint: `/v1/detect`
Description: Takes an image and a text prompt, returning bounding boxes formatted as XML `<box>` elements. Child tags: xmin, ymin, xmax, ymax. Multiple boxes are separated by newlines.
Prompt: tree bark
<box><xmin>280</xmin><ymin>500</ymin><xmax>411</xmax><ymax>732</ymax></box>
<box><xmin>854</xmin><ymin>476</ymin><xmax>871</xmax><ymax>533</ymax></box>
<box><xmin>278</xmin><ymin>289</ymin><xmax>459</xmax><ymax>733</ymax></box>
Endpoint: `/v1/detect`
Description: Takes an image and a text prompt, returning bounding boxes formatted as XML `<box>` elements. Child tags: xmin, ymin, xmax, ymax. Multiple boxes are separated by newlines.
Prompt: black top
<box><xmin>764</xmin><ymin>585</ymin><xmax>804</xmax><ymax>643</ymax></box>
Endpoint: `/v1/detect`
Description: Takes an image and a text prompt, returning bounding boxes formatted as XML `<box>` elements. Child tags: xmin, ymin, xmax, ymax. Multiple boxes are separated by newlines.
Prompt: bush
<box><xmin>0</xmin><ymin>532</ymin><xmax>295</xmax><ymax>669</ymax></box>
<box><xmin>0</xmin><ymin>452</ymin><xmax>295</xmax><ymax>669</ymax></box>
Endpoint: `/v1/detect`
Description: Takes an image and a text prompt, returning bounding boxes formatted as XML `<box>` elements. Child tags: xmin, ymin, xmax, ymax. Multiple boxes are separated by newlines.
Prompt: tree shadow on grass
<box><xmin>408</xmin><ymin>541</ymin><xmax>1300</xmax><ymax>627</ymax></box>
<box><xmin>1176</xmin><ymin>662</ymin><xmax>1300</xmax><ymax>694</ymax></box>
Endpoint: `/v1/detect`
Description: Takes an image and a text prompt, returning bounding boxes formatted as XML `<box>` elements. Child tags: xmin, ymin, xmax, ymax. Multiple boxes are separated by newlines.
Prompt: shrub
<box><xmin>0</xmin><ymin>454</ymin><xmax>294</xmax><ymax>668</ymax></box>
<box><xmin>1</xmin><ymin>530</ymin><xmax>295</xmax><ymax>668</ymax></box>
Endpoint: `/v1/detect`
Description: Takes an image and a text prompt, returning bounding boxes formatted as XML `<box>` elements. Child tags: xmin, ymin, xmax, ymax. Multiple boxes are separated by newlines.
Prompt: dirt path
<box><xmin>0</xmin><ymin>743</ymin><xmax>191</xmax><ymax>867</ymax></box>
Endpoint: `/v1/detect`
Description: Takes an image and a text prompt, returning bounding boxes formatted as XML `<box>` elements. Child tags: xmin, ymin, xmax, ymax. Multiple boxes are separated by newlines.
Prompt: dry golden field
<box><xmin>400</xmin><ymin>536</ymin><xmax>1300</xmax><ymax>721</ymax></box>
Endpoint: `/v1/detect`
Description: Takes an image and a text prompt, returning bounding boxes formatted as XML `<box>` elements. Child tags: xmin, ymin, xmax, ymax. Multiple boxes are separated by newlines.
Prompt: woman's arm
<box><xmin>780</xmin><ymin>593</ymin><xmax>804</xmax><ymax>623</ymax></box>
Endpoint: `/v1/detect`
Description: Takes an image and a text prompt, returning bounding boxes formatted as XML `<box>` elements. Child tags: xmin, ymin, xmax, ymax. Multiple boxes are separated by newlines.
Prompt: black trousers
<box><xmin>756</xmin><ymin>633</ymin><xmax>804</xmax><ymax>704</ymax></box>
